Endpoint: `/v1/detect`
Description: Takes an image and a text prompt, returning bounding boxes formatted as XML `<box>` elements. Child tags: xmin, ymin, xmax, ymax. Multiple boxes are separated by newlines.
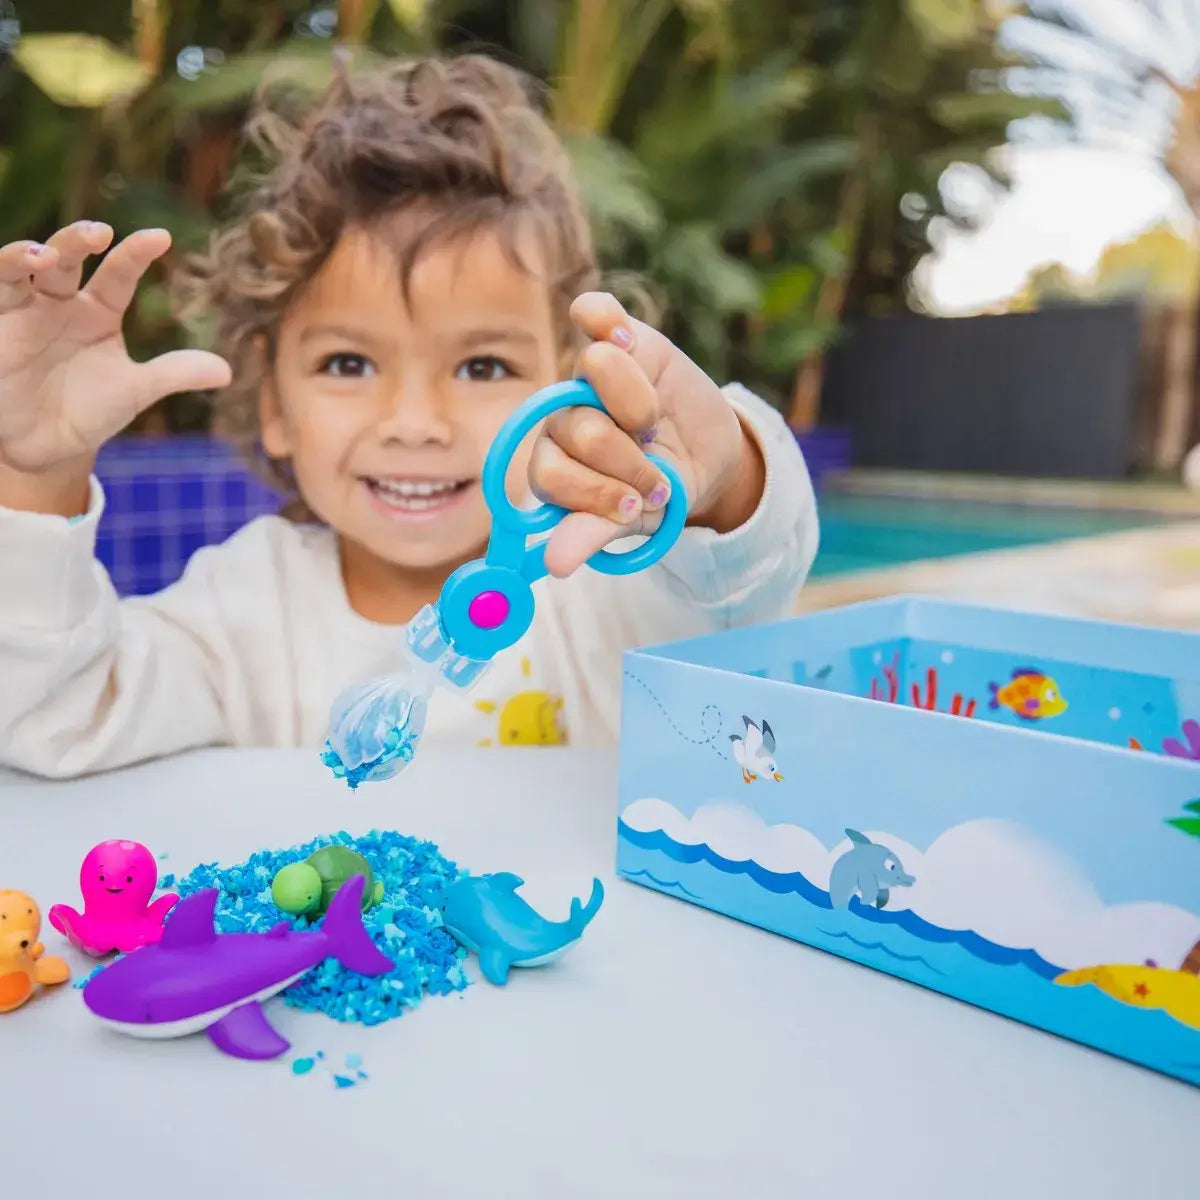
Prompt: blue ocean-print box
<box><xmin>616</xmin><ymin>596</ymin><xmax>1200</xmax><ymax>1086</ymax></box>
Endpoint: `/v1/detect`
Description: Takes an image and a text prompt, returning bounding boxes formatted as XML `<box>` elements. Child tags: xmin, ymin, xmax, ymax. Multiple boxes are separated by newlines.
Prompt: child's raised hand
<box><xmin>0</xmin><ymin>222</ymin><xmax>231</xmax><ymax>489</ymax></box>
<box><xmin>529</xmin><ymin>292</ymin><xmax>763</xmax><ymax>577</ymax></box>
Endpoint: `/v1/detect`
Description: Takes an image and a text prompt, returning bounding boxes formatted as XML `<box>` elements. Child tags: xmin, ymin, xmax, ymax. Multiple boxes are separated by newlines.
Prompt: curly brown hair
<box><xmin>172</xmin><ymin>51</ymin><xmax>600</xmax><ymax>499</ymax></box>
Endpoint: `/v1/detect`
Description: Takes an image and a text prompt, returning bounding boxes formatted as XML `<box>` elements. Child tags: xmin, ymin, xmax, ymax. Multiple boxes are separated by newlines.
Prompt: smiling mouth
<box><xmin>363</xmin><ymin>476</ymin><xmax>475</xmax><ymax>514</ymax></box>
<box><xmin>105</xmin><ymin>887</ymin><xmax>124</xmax><ymax>894</ymax></box>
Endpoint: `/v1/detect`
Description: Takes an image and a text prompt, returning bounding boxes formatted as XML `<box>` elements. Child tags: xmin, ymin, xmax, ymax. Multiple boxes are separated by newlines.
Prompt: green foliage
<box><xmin>1168</xmin><ymin>799</ymin><xmax>1200</xmax><ymax>840</ymax></box>
<box><xmin>0</xmin><ymin>0</ymin><xmax>1051</xmax><ymax>425</ymax></box>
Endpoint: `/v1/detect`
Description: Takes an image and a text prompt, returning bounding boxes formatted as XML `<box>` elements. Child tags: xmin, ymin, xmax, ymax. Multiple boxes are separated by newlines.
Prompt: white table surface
<box><xmin>1</xmin><ymin>746</ymin><xmax>1196</xmax><ymax>1199</ymax></box>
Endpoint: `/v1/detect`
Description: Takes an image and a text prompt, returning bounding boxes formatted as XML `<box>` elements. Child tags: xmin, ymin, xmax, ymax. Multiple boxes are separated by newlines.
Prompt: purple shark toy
<box><xmin>82</xmin><ymin>874</ymin><xmax>392</xmax><ymax>1060</ymax></box>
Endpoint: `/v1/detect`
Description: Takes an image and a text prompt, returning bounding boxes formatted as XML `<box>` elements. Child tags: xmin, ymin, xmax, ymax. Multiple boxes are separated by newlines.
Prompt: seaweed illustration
<box><xmin>911</xmin><ymin>667</ymin><xmax>977</xmax><ymax>718</ymax></box>
<box><xmin>1167</xmin><ymin>799</ymin><xmax>1200</xmax><ymax>839</ymax></box>
<box><xmin>868</xmin><ymin>652</ymin><xmax>900</xmax><ymax>703</ymax></box>
<box><xmin>1164</xmin><ymin>719</ymin><xmax>1200</xmax><ymax>761</ymax></box>
<box><xmin>1167</xmin><ymin>801</ymin><xmax>1200</xmax><ymax>975</ymax></box>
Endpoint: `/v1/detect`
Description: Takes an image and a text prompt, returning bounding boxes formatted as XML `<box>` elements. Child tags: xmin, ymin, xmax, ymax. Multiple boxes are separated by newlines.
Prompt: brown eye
<box><xmin>126</xmin><ymin>875</ymin><xmax>133</xmax><ymax>884</ymax></box>
<box><xmin>320</xmin><ymin>352</ymin><xmax>373</xmax><ymax>378</ymax></box>
<box><xmin>456</xmin><ymin>356</ymin><xmax>510</xmax><ymax>383</ymax></box>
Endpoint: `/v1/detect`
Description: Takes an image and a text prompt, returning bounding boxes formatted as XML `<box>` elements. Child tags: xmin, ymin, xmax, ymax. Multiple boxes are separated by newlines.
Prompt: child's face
<box><xmin>260</xmin><ymin>217</ymin><xmax>562</xmax><ymax>591</ymax></box>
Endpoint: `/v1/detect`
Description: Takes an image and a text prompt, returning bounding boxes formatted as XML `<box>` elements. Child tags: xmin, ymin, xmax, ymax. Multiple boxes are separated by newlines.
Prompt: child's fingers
<box><xmin>528</xmin><ymin>433</ymin><xmax>655</xmax><ymax>527</ymax></box>
<box><xmin>33</xmin><ymin>221</ymin><xmax>114</xmax><ymax>298</ymax></box>
<box><xmin>128</xmin><ymin>348</ymin><xmax>232</xmax><ymax>414</ymax></box>
<box><xmin>569</xmin><ymin>291</ymin><xmax>675</xmax><ymax>405</ymax></box>
<box><xmin>542</xmin><ymin>509</ymin><xmax>656</xmax><ymax>579</ymax></box>
<box><xmin>574</xmin><ymin>338</ymin><xmax>659</xmax><ymax>441</ymax></box>
<box><xmin>82</xmin><ymin>228</ymin><xmax>172</xmax><ymax>315</ymax></box>
<box><xmin>0</xmin><ymin>240</ymin><xmax>58</xmax><ymax>311</ymax></box>
<box><xmin>542</xmin><ymin>404</ymin><xmax>671</xmax><ymax>510</ymax></box>
<box><xmin>569</xmin><ymin>291</ymin><xmax>642</xmax><ymax>353</ymax></box>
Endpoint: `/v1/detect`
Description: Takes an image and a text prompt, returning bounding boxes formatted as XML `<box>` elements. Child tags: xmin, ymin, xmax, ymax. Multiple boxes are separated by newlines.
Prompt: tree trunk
<box><xmin>1182</xmin><ymin>937</ymin><xmax>1200</xmax><ymax>976</ymax></box>
<box><xmin>132</xmin><ymin>0</ymin><xmax>165</xmax><ymax>74</ymax></box>
<box><xmin>787</xmin><ymin>125</ymin><xmax>872</xmax><ymax>433</ymax></box>
<box><xmin>338</xmin><ymin>0</ymin><xmax>379</xmax><ymax>43</ymax></box>
<box><xmin>1154</xmin><ymin>74</ymin><xmax>1200</xmax><ymax>471</ymax></box>
<box><xmin>1152</xmin><ymin>291</ymin><xmax>1199</xmax><ymax>474</ymax></box>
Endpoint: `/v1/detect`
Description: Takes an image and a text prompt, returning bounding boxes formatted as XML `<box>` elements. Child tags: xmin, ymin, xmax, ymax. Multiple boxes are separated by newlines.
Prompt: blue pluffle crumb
<box><xmin>75</xmin><ymin>961</ymin><xmax>108</xmax><ymax>988</ymax></box>
<box><xmin>82</xmin><ymin>830</ymin><xmax>470</xmax><ymax>1023</ymax></box>
<box><xmin>320</xmin><ymin>728</ymin><xmax>416</xmax><ymax>789</ymax></box>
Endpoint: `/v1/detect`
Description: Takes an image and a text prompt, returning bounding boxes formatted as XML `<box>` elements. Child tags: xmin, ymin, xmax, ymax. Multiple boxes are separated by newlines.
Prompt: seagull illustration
<box><xmin>729</xmin><ymin>716</ymin><xmax>783</xmax><ymax>783</ymax></box>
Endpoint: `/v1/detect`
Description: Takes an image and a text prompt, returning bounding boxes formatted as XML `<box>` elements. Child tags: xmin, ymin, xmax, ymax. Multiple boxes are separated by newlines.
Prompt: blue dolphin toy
<box><xmin>439</xmin><ymin>873</ymin><xmax>605</xmax><ymax>985</ymax></box>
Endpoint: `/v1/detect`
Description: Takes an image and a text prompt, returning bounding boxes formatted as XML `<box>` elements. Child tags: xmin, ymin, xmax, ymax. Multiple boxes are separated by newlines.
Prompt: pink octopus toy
<box><xmin>49</xmin><ymin>840</ymin><xmax>179</xmax><ymax>957</ymax></box>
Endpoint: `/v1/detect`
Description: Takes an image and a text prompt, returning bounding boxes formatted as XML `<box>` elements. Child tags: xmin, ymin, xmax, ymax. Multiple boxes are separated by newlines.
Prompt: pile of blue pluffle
<box><xmin>153</xmin><ymin>829</ymin><xmax>470</xmax><ymax>1024</ymax></box>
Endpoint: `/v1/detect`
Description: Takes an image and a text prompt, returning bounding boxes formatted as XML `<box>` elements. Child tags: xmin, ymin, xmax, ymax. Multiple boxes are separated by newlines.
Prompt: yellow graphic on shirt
<box><xmin>475</xmin><ymin>657</ymin><xmax>566</xmax><ymax>747</ymax></box>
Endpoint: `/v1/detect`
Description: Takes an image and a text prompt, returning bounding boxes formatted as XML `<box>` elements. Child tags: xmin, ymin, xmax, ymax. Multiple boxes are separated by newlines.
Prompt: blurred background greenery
<box><xmin>0</xmin><ymin>0</ymin><xmax>1087</xmax><ymax>433</ymax></box>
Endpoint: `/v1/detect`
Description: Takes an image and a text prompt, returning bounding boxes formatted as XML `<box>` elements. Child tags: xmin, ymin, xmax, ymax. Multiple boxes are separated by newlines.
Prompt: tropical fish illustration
<box><xmin>987</xmin><ymin>668</ymin><xmax>1067</xmax><ymax>721</ymax></box>
<box><xmin>729</xmin><ymin>716</ymin><xmax>782</xmax><ymax>784</ymax></box>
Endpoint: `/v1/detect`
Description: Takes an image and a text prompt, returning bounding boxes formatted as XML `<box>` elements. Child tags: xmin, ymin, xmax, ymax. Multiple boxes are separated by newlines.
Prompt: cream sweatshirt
<box><xmin>0</xmin><ymin>384</ymin><xmax>819</xmax><ymax>778</ymax></box>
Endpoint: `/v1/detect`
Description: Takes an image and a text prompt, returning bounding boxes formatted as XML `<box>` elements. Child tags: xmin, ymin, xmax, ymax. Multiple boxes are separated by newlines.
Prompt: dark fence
<box><xmin>819</xmin><ymin>301</ymin><xmax>1144</xmax><ymax>479</ymax></box>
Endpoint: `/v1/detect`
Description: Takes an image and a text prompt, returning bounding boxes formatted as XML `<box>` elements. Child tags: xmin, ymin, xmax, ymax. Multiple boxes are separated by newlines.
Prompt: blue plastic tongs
<box><xmin>321</xmin><ymin>378</ymin><xmax>688</xmax><ymax>787</ymax></box>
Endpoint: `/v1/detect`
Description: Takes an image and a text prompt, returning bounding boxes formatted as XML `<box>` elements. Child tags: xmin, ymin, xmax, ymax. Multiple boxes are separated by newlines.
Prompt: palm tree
<box><xmin>775</xmin><ymin>0</ymin><xmax>1065</xmax><ymax>427</ymax></box>
<box><xmin>996</xmin><ymin>0</ymin><xmax>1200</xmax><ymax>471</ymax></box>
<box><xmin>446</xmin><ymin>0</ymin><xmax>1054</xmax><ymax>412</ymax></box>
<box><xmin>0</xmin><ymin>0</ymin><xmax>1054</xmax><ymax>423</ymax></box>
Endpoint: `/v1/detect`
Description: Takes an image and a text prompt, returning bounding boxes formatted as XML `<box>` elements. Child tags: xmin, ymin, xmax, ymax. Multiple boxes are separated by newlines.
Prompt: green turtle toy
<box><xmin>271</xmin><ymin>846</ymin><xmax>385</xmax><ymax>917</ymax></box>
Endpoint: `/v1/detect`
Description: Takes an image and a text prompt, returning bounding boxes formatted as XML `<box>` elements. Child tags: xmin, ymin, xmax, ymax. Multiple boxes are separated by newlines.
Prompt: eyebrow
<box><xmin>298</xmin><ymin>324</ymin><xmax>542</xmax><ymax>349</ymax></box>
<box><xmin>298</xmin><ymin>323</ymin><xmax>382</xmax><ymax>345</ymax></box>
<box><xmin>453</xmin><ymin>327</ymin><xmax>542</xmax><ymax>349</ymax></box>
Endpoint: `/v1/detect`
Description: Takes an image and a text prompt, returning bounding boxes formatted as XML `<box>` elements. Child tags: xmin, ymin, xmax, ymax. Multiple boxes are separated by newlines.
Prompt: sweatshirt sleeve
<box><xmin>645</xmin><ymin>382</ymin><xmax>820</xmax><ymax>623</ymax></box>
<box><xmin>0</xmin><ymin>477</ymin><xmax>233</xmax><ymax>777</ymax></box>
<box><xmin>536</xmin><ymin>382</ymin><xmax>820</xmax><ymax>746</ymax></box>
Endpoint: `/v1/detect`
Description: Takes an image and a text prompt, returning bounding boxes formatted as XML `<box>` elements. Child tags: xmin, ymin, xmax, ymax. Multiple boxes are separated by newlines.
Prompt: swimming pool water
<box><xmin>811</xmin><ymin>494</ymin><xmax>1166</xmax><ymax>578</ymax></box>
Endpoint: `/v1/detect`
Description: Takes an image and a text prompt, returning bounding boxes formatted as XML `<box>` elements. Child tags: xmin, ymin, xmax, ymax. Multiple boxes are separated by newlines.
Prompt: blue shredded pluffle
<box><xmin>77</xmin><ymin>830</ymin><xmax>470</xmax><ymax>1025</ymax></box>
<box><xmin>321</xmin><ymin>675</ymin><xmax>427</xmax><ymax>788</ymax></box>
<box><xmin>320</xmin><ymin>731</ymin><xmax>415</xmax><ymax>789</ymax></box>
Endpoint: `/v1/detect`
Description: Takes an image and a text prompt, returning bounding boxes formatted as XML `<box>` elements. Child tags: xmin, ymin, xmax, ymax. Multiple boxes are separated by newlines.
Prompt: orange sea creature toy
<box><xmin>0</xmin><ymin>890</ymin><xmax>71</xmax><ymax>1013</ymax></box>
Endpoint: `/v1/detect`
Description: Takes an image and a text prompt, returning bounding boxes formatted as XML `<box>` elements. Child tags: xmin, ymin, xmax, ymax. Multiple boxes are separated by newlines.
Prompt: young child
<box><xmin>0</xmin><ymin>54</ymin><xmax>819</xmax><ymax>779</ymax></box>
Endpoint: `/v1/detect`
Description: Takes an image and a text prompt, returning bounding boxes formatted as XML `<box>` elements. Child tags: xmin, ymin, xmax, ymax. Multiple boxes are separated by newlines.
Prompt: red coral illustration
<box><xmin>911</xmin><ymin>667</ymin><xmax>977</xmax><ymax>718</ymax></box>
<box><xmin>868</xmin><ymin>652</ymin><xmax>900</xmax><ymax>703</ymax></box>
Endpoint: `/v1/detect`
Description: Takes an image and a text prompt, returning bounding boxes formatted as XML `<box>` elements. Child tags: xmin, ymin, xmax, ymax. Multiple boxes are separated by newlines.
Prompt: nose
<box><xmin>376</xmin><ymin>379</ymin><xmax>453</xmax><ymax>447</ymax></box>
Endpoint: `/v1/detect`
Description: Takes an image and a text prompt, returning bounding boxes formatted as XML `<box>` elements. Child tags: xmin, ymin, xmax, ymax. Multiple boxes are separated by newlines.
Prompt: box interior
<box><xmin>639</xmin><ymin>596</ymin><xmax>1200</xmax><ymax>758</ymax></box>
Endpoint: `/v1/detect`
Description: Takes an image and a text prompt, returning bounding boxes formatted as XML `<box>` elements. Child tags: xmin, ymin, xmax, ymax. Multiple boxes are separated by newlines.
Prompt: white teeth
<box><xmin>371</xmin><ymin>478</ymin><xmax>462</xmax><ymax>497</ymax></box>
<box><xmin>365</xmin><ymin>477</ymin><xmax>468</xmax><ymax>512</ymax></box>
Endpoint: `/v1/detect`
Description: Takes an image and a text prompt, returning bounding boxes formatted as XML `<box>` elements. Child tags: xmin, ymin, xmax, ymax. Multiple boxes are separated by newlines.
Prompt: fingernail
<box><xmin>618</xmin><ymin>493</ymin><xmax>642</xmax><ymax>520</ymax></box>
<box><xmin>26</xmin><ymin>244</ymin><xmax>44</xmax><ymax>256</ymax></box>
<box><xmin>647</xmin><ymin>481</ymin><xmax>670</xmax><ymax>507</ymax></box>
<box><xmin>636</xmin><ymin>425</ymin><xmax>657</xmax><ymax>446</ymax></box>
<box><xmin>610</xmin><ymin>326</ymin><xmax>634</xmax><ymax>350</ymax></box>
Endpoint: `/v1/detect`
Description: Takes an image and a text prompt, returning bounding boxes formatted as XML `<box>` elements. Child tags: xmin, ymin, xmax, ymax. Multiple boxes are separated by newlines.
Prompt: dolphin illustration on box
<box><xmin>615</xmin><ymin>596</ymin><xmax>1200</xmax><ymax>1086</ymax></box>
